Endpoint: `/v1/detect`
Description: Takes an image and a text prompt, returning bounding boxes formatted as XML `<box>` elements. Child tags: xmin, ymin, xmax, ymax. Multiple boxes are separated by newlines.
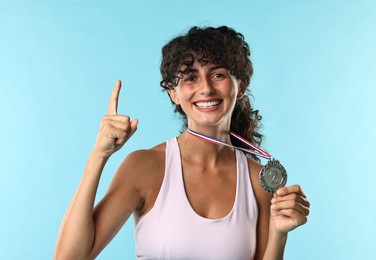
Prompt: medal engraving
<box><xmin>259</xmin><ymin>159</ymin><xmax>287</xmax><ymax>193</ymax></box>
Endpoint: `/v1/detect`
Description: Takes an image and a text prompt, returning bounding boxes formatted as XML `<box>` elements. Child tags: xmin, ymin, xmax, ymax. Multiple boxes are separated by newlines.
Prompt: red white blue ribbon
<box><xmin>187</xmin><ymin>128</ymin><xmax>271</xmax><ymax>160</ymax></box>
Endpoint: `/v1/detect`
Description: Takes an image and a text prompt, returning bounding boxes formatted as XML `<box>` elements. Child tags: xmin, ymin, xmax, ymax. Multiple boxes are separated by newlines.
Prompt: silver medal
<box><xmin>259</xmin><ymin>159</ymin><xmax>287</xmax><ymax>193</ymax></box>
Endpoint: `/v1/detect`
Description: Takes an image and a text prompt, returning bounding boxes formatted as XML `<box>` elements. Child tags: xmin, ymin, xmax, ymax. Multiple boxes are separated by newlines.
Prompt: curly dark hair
<box><xmin>160</xmin><ymin>26</ymin><xmax>263</xmax><ymax>161</ymax></box>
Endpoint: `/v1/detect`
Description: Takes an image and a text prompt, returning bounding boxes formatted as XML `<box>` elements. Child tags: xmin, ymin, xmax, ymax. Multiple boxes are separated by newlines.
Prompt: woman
<box><xmin>54</xmin><ymin>26</ymin><xmax>310</xmax><ymax>260</ymax></box>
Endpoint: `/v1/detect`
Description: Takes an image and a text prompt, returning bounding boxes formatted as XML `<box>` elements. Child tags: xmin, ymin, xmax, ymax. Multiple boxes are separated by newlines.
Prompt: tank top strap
<box><xmin>165</xmin><ymin>137</ymin><xmax>186</xmax><ymax>195</ymax></box>
<box><xmin>234</xmin><ymin>149</ymin><xmax>258</xmax><ymax>219</ymax></box>
<box><xmin>150</xmin><ymin>138</ymin><xmax>188</xmax><ymax>215</ymax></box>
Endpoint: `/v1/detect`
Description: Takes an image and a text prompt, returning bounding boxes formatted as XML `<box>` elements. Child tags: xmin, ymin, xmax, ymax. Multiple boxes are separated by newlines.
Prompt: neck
<box><xmin>186</xmin><ymin>124</ymin><xmax>232</xmax><ymax>143</ymax></box>
<box><xmin>177</xmin><ymin>128</ymin><xmax>235</xmax><ymax>166</ymax></box>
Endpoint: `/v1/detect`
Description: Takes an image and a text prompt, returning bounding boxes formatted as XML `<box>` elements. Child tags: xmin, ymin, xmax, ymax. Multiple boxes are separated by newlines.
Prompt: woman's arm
<box><xmin>54</xmin><ymin>80</ymin><xmax>139</xmax><ymax>260</ymax></box>
<box><xmin>249</xmin><ymin>160</ymin><xmax>310</xmax><ymax>260</ymax></box>
<box><xmin>262</xmin><ymin>185</ymin><xmax>310</xmax><ymax>260</ymax></box>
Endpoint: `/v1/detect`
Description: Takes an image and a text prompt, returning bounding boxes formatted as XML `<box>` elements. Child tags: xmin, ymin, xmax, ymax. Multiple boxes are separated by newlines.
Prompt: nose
<box><xmin>198</xmin><ymin>76</ymin><xmax>215</xmax><ymax>95</ymax></box>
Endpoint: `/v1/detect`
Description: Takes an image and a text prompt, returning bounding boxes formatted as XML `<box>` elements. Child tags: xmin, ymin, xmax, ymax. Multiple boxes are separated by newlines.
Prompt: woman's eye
<box><xmin>184</xmin><ymin>76</ymin><xmax>195</xmax><ymax>82</ymax></box>
<box><xmin>212</xmin><ymin>73</ymin><xmax>225</xmax><ymax>79</ymax></box>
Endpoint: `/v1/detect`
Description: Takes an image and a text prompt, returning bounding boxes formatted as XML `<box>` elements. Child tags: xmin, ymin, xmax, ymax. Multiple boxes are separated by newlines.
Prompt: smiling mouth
<box><xmin>194</xmin><ymin>100</ymin><xmax>222</xmax><ymax>108</ymax></box>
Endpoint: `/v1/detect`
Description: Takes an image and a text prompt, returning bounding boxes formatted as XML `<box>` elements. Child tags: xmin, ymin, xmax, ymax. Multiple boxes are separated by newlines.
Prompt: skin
<box><xmin>54</xmin><ymin>64</ymin><xmax>310</xmax><ymax>260</ymax></box>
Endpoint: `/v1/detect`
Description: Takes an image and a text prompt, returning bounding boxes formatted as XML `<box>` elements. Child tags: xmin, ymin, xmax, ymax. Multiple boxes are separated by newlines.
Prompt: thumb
<box><xmin>114</xmin><ymin>119</ymin><xmax>138</xmax><ymax>145</ymax></box>
<box><xmin>130</xmin><ymin>119</ymin><xmax>139</xmax><ymax>134</ymax></box>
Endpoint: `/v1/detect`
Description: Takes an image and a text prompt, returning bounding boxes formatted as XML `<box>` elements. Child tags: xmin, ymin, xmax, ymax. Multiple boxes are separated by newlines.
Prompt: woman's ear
<box><xmin>168</xmin><ymin>88</ymin><xmax>180</xmax><ymax>105</ymax></box>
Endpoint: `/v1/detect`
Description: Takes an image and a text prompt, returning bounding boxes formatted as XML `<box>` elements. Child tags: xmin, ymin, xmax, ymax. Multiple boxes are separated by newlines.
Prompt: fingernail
<box><xmin>271</xmin><ymin>198</ymin><xmax>277</xmax><ymax>204</ymax></box>
<box><xmin>277</xmin><ymin>189</ymin><xmax>285</xmax><ymax>196</ymax></box>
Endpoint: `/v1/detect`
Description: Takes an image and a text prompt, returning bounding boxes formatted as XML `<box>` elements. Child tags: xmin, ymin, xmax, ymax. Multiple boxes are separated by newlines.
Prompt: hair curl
<box><xmin>160</xmin><ymin>26</ymin><xmax>263</xmax><ymax>161</ymax></box>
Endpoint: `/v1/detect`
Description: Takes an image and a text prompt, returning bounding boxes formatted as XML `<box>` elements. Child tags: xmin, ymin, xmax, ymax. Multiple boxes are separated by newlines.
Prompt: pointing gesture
<box><xmin>108</xmin><ymin>80</ymin><xmax>120</xmax><ymax>115</ymax></box>
<box><xmin>93</xmin><ymin>80</ymin><xmax>138</xmax><ymax>159</ymax></box>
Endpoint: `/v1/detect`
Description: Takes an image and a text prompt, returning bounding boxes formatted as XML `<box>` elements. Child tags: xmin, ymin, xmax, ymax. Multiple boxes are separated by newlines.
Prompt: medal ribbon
<box><xmin>187</xmin><ymin>128</ymin><xmax>272</xmax><ymax>160</ymax></box>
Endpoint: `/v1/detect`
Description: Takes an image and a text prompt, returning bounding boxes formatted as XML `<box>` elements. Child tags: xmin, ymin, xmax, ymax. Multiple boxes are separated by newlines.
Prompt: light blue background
<box><xmin>1</xmin><ymin>0</ymin><xmax>375</xmax><ymax>259</ymax></box>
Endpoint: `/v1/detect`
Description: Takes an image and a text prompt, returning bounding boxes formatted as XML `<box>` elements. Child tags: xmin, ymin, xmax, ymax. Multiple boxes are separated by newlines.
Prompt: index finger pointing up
<box><xmin>108</xmin><ymin>80</ymin><xmax>121</xmax><ymax>115</ymax></box>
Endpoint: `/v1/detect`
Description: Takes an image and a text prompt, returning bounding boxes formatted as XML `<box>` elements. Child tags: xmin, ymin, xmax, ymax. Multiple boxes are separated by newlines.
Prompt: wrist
<box><xmin>89</xmin><ymin>150</ymin><xmax>110</xmax><ymax>163</ymax></box>
<box><xmin>269</xmin><ymin>224</ymin><xmax>288</xmax><ymax>241</ymax></box>
<box><xmin>268</xmin><ymin>230</ymin><xmax>288</xmax><ymax>244</ymax></box>
<box><xmin>262</xmin><ymin>227</ymin><xmax>288</xmax><ymax>260</ymax></box>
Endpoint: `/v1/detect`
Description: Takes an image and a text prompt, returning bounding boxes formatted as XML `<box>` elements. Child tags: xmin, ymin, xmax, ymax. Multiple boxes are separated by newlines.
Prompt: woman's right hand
<box><xmin>93</xmin><ymin>80</ymin><xmax>138</xmax><ymax>159</ymax></box>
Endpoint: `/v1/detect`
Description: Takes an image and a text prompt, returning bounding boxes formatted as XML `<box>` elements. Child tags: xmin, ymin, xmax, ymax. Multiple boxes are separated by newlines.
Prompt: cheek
<box><xmin>226</xmin><ymin>85</ymin><xmax>239</xmax><ymax>99</ymax></box>
<box><xmin>173</xmin><ymin>87</ymin><xmax>195</xmax><ymax>104</ymax></box>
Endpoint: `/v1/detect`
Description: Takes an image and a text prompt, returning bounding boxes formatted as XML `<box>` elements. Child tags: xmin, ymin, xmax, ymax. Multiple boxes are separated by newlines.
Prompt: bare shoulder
<box><xmin>111</xmin><ymin>142</ymin><xmax>166</xmax><ymax>211</ymax></box>
<box><xmin>246</xmin><ymin>157</ymin><xmax>273</xmax><ymax>208</ymax></box>
<box><xmin>120</xmin><ymin>143</ymin><xmax>165</xmax><ymax>174</ymax></box>
<box><xmin>115</xmin><ymin>142</ymin><xmax>166</xmax><ymax>187</ymax></box>
<box><xmin>246</xmin><ymin>157</ymin><xmax>274</xmax><ymax>258</ymax></box>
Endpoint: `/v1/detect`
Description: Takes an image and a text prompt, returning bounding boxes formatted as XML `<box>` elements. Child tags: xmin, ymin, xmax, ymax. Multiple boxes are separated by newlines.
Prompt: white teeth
<box><xmin>195</xmin><ymin>101</ymin><xmax>220</xmax><ymax>108</ymax></box>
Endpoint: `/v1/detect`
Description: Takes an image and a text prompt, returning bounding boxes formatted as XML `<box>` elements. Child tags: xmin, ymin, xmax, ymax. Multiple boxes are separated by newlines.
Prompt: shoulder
<box><xmin>119</xmin><ymin>142</ymin><xmax>167</xmax><ymax>216</ymax></box>
<box><xmin>121</xmin><ymin>142</ymin><xmax>166</xmax><ymax>172</ymax></box>
<box><xmin>116</xmin><ymin>142</ymin><xmax>166</xmax><ymax>185</ymax></box>
<box><xmin>243</xmin><ymin>156</ymin><xmax>274</xmax><ymax>258</ymax></box>
<box><xmin>246</xmin><ymin>157</ymin><xmax>273</xmax><ymax>209</ymax></box>
<box><xmin>106</xmin><ymin>142</ymin><xmax>166</xmax><ymax>202</ymax></box>
<box><xmin>120</xmin><ymin>141</ymin><xmax>166</xmax><ymax>185</ymax></box>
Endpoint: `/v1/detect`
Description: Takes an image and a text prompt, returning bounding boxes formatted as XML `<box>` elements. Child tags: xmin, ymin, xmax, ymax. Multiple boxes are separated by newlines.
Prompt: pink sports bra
<box><xmin>135</xmin><ymin>138</ymin><xmax>258</xmax><ymax>259</ymax></box>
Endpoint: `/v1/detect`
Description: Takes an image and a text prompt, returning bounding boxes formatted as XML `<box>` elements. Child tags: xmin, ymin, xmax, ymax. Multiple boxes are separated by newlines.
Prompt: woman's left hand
<box><xmin>269</xmin><ymin>184</ymin><xmax>310</xmax><ymax>235</ymax></box>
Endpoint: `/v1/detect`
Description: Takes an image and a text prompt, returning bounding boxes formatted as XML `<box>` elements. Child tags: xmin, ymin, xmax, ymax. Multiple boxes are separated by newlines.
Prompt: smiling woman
<box><xmin>167</xmin><ymin>62</ymin><xmax>241</xmax><ymax>129</ymax></box>
<box><xmin>54</xmin><ymin>26</ymin><xmax>310</xmax><ymax>260</ymax></box>
<box><xmin>160</xmin><ymin>26</ymin><xmax>263</xmax><ymax>161</ymax></box>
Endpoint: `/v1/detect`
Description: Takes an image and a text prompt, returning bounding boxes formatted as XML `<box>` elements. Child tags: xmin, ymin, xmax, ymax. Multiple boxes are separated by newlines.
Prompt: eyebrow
<box><xmin>208</xmin><ymin>65</ymin><xmax>226</xmax><ymax>72</ymax></box>
<box><xmin>184</xmin><ymin>65</ymin><xmax>226</xmax><ymax>74</ymax></box>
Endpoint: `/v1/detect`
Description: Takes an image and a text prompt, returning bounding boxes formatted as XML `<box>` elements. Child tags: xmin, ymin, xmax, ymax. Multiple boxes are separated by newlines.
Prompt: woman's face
<box><xmin>168</xmin><ymin>61</ymin><xmax>244</xmax><ymax>130</ymax></box>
